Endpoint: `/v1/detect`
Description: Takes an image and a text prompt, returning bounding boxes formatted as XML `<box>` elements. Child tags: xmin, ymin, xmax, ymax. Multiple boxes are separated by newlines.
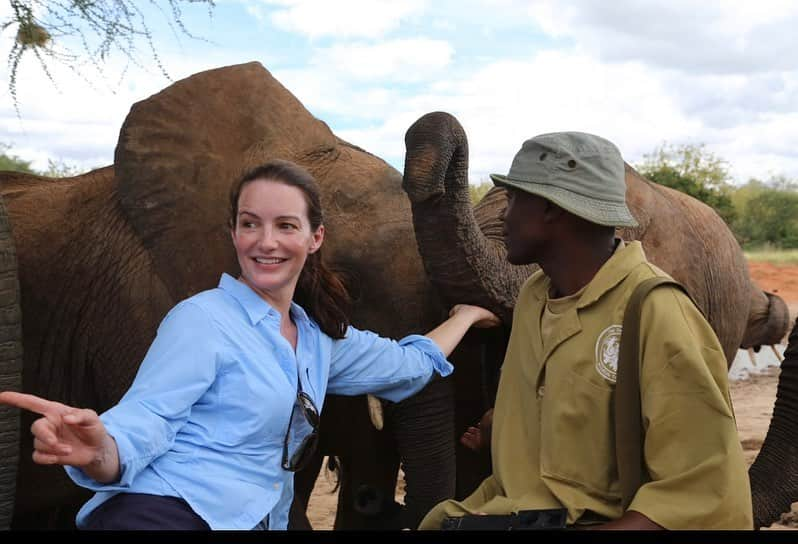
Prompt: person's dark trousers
<box><xmin>83</xmin><ymin>492</ymin><xmax>210</xmax><ymax>530</ymax></box>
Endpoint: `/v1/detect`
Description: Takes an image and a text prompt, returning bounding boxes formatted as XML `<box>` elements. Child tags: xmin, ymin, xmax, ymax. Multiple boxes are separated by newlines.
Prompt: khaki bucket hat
<box><xmin>490</xmin><ymin>131</ymin><xmax>638</xmax><ymax>228</ymax></box>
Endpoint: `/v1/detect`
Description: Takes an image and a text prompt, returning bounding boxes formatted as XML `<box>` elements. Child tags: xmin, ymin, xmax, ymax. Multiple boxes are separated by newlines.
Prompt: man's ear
<box><xmin>543</xmin><ymin>201</ymin><xmax>566</xmax><ymax>224</ymax></box>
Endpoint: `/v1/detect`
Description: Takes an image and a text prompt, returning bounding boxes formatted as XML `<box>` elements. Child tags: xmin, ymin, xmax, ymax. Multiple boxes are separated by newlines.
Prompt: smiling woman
<box><xmin>229</xmin><ymin>163</ymin><xmax>328</xmax><ymax>335</ymax></box>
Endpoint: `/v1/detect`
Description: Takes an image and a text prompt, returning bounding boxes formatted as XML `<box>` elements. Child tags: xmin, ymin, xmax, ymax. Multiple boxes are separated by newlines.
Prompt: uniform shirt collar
<box><xmin>218</xmin><ymin>273</ymin><xmax>312</xmax><ymax>327</ymax></box>
<box><xmin>527</xmin><ymin>238</ymin><xmax>642</xmax><ymax>307</ymax></box>
<box><xmin>577</xmin><ymin>239</ymin><xmax>646</xmax><ymax>308</ymax></box>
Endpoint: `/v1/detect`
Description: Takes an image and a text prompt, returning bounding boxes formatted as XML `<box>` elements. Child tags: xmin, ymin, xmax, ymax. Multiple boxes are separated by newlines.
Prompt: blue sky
<box><xmin>2</xmin><ymin>0</ymin><xmax>798</xmax><ymax>185</ymax></box>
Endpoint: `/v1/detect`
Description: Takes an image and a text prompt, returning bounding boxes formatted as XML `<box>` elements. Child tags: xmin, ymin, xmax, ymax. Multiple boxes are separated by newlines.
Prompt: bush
<box><xmin>636</xmin><ymin>143</ymin><xmax>736</xmax><ymax>226</ymax></box>
<box><xmin>736</xmin><ymin>188</ymin><xmax>798</xmax><ymax>249</ymax></box>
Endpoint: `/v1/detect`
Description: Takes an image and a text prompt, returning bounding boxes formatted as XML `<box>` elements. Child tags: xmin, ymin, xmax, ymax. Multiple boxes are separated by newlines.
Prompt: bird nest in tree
<box><xmin>16</xmin><ymin>21</ymin><xmax>50</xmax><ymax>48</ymax></box>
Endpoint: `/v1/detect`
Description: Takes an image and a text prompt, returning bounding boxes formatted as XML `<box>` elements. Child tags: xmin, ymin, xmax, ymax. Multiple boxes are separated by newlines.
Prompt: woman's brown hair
<box><xmin>229</xmin><ymin>160</ymin><xmax>351</xmax><ymax>338</ymax></box>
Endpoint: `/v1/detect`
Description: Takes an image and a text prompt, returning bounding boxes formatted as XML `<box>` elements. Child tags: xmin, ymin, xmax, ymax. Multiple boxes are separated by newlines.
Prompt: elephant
<box><xmin>400</xmin><ymin>111</ymin><xmax>795</xmax><ymax>528</ymax></box>
<box><xmin>0</xmin><ymin>61</ymin><xmax>791</xmax><ymax>530</ymax></box>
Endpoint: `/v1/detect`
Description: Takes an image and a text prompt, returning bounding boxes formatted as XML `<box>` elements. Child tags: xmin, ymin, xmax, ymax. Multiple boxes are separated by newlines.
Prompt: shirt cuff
<box><xmin>62</xmin><ymin>420</ymin><xmax>145</xmax><ymax>491</ymax></box>
<box><xmin>398</xmin><ymin>334</ymin><xmax>454</xmax><ymax>378</ymax></box>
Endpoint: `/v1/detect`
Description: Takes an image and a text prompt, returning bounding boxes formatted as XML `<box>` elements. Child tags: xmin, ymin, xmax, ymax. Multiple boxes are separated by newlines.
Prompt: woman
<box><xmin>0</xmin><ymin>159</ymin><xmax>499</xmax><ymax>530</ymax></box>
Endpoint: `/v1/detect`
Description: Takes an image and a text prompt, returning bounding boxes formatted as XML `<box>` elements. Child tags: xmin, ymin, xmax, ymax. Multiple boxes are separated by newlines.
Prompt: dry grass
<box><xmin>745</xmin><ymin>248</ymin><xmax>798</xmax><ymax>265</ymax></box>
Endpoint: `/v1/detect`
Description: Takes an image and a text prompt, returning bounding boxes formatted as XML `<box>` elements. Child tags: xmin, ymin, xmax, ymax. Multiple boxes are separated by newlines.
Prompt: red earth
<box><xmin>748</xmin><ymin>261</ymin><xmax>798</xmax><ymax>311</ymax></box>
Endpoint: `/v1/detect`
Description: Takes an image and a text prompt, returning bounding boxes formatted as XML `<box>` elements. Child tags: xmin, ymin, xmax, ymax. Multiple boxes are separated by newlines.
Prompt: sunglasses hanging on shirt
<box><xmin>282</xmin><ymin>371</ymin><xmax>320</xmax><ymax>472</ymax></box>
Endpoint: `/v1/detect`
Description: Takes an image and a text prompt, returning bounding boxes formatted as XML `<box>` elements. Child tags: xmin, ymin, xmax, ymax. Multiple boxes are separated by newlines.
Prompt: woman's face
<box><xmin>231</xmin><ymin>179</ymin><xmax>324</xmax><ymax>307</ymax></box>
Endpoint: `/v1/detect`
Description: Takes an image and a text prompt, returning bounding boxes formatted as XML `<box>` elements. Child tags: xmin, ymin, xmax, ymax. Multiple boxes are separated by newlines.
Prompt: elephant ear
<box><xmin>114</xmin><ymin>61</ymin><xmax>338</xmax><ymax>300</ymax></box>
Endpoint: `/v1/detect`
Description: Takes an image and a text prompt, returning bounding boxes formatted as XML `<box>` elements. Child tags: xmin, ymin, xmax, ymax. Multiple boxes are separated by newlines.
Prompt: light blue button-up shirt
<box><xmin>66</xmin><ymin>273</ymin><xmax>452</xmax><ymax>530</ymax></box>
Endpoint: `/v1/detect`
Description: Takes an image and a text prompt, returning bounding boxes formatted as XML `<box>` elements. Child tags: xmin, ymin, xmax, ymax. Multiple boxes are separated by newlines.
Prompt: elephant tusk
<box><xmin>770</xmin><ymin>344</ymin><xmax>783</xmax><ymax>362</ymax></box>
<box><xmin>367</xmin><ymin>394</ymin><xmax>384</xmax><ymax>431</ymax></box>
<box><xmin>747</xmin><ymin>347</ymin><xmax>757</xmax><ymax>367</ymax></box>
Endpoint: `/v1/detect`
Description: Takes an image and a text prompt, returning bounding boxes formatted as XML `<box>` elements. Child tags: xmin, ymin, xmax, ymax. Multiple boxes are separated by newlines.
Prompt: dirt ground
<box><xmin>747</xmin><ymin>261</ymin><xmax>798</xmax><ymax>306</ymax></box>
<box><xmin>305</xmin><ymin>261</ymin><xmax>798</xmax><ymax>530</ymax></box>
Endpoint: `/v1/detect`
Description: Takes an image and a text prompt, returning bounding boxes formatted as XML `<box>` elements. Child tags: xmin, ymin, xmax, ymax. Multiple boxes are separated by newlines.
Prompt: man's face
<box><xmin>503</xmin><ymin>188</ymin><xmax>550</xmax><ymax>265</ymax></box>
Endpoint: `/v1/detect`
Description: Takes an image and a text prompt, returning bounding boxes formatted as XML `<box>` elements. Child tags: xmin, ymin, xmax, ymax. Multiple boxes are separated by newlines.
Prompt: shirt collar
<box><xmin>576</xmin><ymin>239</ymin><xmax>646</xmax><ymax>309</ymax></box>
<box><xmin>218</xmin><ymin>273</ymin><xmax>312</xmax><ymax>327</ymax></box>
<box><xmin>527</xmin><ymin>239</ymin><xmax>642</xmax><ymax>306</ymax></box>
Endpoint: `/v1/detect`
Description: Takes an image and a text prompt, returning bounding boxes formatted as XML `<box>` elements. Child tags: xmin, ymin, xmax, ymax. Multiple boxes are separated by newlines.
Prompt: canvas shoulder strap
<box><xmin>615</xmin><ymin>276</ymin><xmax>691</xmax><ymax>512</ymax></box>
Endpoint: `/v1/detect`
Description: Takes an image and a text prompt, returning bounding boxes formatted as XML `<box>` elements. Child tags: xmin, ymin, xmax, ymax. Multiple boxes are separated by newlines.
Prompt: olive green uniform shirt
<box><xmin>420</xmin><ymin>240</ymin><xmax>752</xmax><ymax>530</ymax></box>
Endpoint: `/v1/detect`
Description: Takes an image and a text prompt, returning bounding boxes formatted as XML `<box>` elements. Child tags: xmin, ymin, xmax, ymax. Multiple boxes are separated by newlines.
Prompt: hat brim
<box><xmin>490</xmin><ymin>173</ymin><xmax>639</xmax><ymax>228</ymax></box>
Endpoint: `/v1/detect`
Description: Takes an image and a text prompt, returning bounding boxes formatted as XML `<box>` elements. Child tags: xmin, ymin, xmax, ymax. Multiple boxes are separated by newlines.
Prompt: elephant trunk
<box><xmin>398</xmin><ymin>112</ymin><xmax>532</xmax><ymax>528</ymax></box>
<box><xmin>749</xmin><ymin>316</ymin><xmax>798</xmax><ymax>528</ymax></box>
<box><xmin>740</xmin><ymin>288</ymin><xmax>791</xmax><ymax>349</ymax></box>
<box><xmin>0</xmin><ymin>195</ymin><xmax>23</xmax><ymax>529</ymax></box>
<box><xmin>402</xmin><ymin>111</ymin><xmax>532</xmax><ymax>324</ymax></box>
<box><xmin>388</xmin><ymin>376</ymin><xmax>457</xmax><ymax>528</ymax></box>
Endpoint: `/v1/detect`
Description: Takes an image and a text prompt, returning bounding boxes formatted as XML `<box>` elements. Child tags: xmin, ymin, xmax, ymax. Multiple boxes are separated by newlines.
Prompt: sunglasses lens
<box><xmin>298</xmin><ymin>392</ymin><xmax>320</xmax><ymax>427</ymax></box>
<box><xmin>282</xmin><ymin>392</ymin><xmax>320</xmax><ymax>472</ymax></box>
<box><xmin>287</xmin><ymin>432</ymin><xmax>319</xmax><ymax>471</ymax></box>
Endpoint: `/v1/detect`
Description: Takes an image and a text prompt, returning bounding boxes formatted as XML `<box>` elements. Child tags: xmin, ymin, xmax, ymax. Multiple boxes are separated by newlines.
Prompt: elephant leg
<box><xmin>332</xmin><ymin>447</ymin><xmax>401</xmax><ymax>529</ymax></box>
<box><xmin>389</xmin><ymin>372</ymin><xmax>457</xmax><ymax>529</ymax></box>
<box><xmin>314</xmin><ymin>394</ymin><xmax>401</xmax><ymax>529</ymax></box>
<box><xmin>336</xmin><ymin>412</ymin><xmax>402</xmax><ymax>530</ymax></box>
<box><xmin>749</xmin><ymin>316</ymin><xmax>798</xmax><ymax>528</ymax></box>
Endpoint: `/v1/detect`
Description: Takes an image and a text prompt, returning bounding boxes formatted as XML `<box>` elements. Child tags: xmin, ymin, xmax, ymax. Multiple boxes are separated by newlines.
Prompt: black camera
<box><xmin>441</xmin><ymin>508</ymin><xmax>567</xmax><ymax>530</ymax></box>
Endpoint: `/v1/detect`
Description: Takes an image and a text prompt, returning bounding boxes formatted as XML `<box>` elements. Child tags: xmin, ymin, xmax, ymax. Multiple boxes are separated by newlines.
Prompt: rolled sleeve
<box><xmin>65</xmin><ymin>301</ymin><xmax>221</xmax><ymax>490</ymax></box>
<box><xmin>398</xmin><ymin>334</ymin><xmax>453</xmax><ymax>378</ymax></box>
<box><xmin>328</xmin><ymin>328</ymin><xmax>452</xmax><ymax>402</ymax></box>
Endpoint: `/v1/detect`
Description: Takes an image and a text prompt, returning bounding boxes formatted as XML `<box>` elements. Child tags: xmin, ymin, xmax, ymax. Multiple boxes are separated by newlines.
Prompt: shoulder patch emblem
<box><xmin>595</xmin><ymin>325</ymin><xmax>622</xmax><ymax>383</ymax></box>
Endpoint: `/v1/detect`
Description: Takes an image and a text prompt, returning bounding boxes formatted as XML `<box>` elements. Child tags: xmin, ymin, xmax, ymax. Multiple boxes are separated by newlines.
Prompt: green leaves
<box><xmin>3</xmin><ymin>0</ymin><xmax>216</xmax><ymax>116</ymax></box>
<box><xmin>735</xmin><ymin>181</ymin><xmax>798</xmax><ymax>249</ymax></box>
<box><xmin>469</xmin><ymin>180</ymin><xmax>493</xmax><ymax>204</ymax></box>
<box><xmin>637</xmin><ymin>143</ymin><xmax>737</xmax><ymax>227</ymax></box>
<box><xmin>637</xmin><ymin>142</ymin><xmax>798</xmax><ymax>250</ymax></box>
<box><xmin>0</xmin><ymin>143</ymin><xmax>35</xmax><ymax>173</ymax></box>
<box><xmin>0</xmin><ymin>143</ymin><xmax>85</xmax><ymax>177</ymax></box>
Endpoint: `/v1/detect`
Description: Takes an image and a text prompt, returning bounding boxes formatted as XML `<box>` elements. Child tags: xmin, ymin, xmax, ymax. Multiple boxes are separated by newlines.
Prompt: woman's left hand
<box><xmin>425</xmin><ymin>304</ymin><xmax>502</xmax><ymax>357</ymax></box>
<box><xmin>449</xmin><ymin>304</ymin><xmax>501</xmax><ymax>328</ymax></box>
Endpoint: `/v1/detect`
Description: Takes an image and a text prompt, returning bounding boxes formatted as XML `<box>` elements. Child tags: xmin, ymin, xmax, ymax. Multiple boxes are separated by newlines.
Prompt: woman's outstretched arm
<box><xmin>424</xmin><ymin>304</ymin><xmax>501</xmax><ymax>357</ymax></box>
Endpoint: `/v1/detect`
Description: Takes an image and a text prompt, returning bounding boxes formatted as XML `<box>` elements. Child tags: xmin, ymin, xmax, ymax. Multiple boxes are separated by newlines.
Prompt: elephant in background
<box><xmin>0</xmin><ymin>62</ymin><xmax>791</xmax><ymax>530</ymax></box>
<box><xmin>400</xmin><ymin>111</ymin><xmax>795</xmax><ymax>528</ymax></box>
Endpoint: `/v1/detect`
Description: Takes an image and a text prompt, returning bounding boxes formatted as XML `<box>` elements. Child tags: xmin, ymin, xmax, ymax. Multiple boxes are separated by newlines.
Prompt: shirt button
<box><xmin>273</xmin><ymin>483</ymin><xmax>280</xmax><ymax>490</ymax></box>
<box><xmin>537</xmin><ymin>385</ymin><xmax>545</xmax><ymax>398</ymax></box>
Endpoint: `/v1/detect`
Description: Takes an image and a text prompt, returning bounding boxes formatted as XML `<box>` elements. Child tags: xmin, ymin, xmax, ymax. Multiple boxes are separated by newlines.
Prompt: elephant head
<box><xmin>401</xmin><ymin>111</ymin><xmax>795</xmax><ymax>528</ymax></box>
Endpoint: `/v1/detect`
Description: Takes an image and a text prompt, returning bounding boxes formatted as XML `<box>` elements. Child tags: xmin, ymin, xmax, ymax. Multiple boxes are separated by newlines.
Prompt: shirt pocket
<box><xmin>539</xmin><ymin>369</ymin><xmax>620</xmax><ymax>498</ymax></box>
<box><xmin>214</xmin><ymin>367</ymin><xmax>290</xmax><ymax>449</ymax></box>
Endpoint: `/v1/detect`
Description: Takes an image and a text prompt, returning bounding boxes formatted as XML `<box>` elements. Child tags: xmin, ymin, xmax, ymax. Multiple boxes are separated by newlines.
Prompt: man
<box><xmin>419</xmin><ymin>131</ymin><xmax>752</xmax><ymax>530</ymax></box>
